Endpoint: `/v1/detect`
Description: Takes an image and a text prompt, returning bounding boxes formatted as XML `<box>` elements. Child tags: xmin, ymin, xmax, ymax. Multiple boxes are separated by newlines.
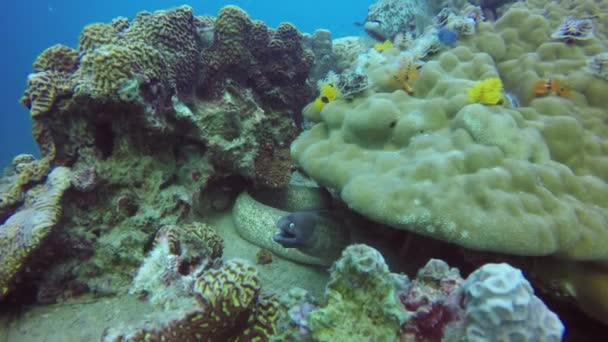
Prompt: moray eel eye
<box><xmin>289</xmin><ymin>222</ymin><xmax>295</xmax><ymax>230</ymax></box>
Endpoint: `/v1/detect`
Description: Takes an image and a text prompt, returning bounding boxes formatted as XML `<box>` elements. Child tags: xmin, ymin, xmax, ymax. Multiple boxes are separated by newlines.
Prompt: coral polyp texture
<box><xmin>292</xmin><ymin>2</ymin><xmax>608</xmax><ymax>261</ymax></box>
<box><xmin>5</xmin><ymin>3</ymin><xmax>314</xmax><ymax>307</ymax></box>
<box><xmin>105</xmin><ymin>259</ymin><xmax>280</xmax><ymax>341</ymax></box>
<box><xmin>306</xmin><ymin>244</ymin><xmax>408</xmax><ymax>341</ymax></box>
<box><xmin>129</xmin><ymin>223</ymin><xmax>224</xmax><ymax>309</ymax></box>
<box><xmin>0</xmin><ymin>167</ymin><xmax>71</xmax><ymax>300</ymax></box>
<box><xmin>451</xmin><ymin>263</ymin><xmax>564</xmax><ymax>341</ymax></box>
<box><xmin>20</xmin><ymin>5</ymin><xmax>308</xmax><ymax>189</ymax></box>
<box><xmin>273</xmin><ymin>245</ymin><xmax>563</xmax><ymax>341</ymax></box>
<box><xmin>201</xmin><ymin>5</ymin><xmax>314</xmax><ymax>114</ymax></box>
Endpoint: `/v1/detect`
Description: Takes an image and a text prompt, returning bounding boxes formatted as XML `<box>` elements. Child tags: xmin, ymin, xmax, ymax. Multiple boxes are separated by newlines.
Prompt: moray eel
<box><xmin>232</xmin><ymin>187</ymin><xmax>351</xmax><ymax>266</ymax></box>
<box><xmin>273</xmin><ymin>211</ymin><xmax>350</xmax><ymax>263</ymax></box>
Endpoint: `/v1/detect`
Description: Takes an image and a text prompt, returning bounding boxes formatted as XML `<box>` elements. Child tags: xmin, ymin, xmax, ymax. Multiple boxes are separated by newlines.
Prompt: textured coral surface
<box><xmin>0</xmin><ymin>167</ymin><xmax>71</xmax><ymax>300</ymax></box>
<box><xmin>292</xmin><ymin>2</ymin><xmax>608</xmax><ymax>261</ymax></box>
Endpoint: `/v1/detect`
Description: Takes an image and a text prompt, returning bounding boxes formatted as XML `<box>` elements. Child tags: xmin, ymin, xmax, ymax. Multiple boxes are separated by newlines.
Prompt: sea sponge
<box><xmin>467</xmin><ymin>77</ymin><xmax>504</xmax><ymax>105</ymax></box>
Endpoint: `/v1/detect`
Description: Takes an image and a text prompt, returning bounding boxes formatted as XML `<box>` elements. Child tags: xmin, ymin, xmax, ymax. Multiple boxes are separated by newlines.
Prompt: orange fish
<box><xmin>533</xmin><ymin>79</ymin><xmax>571</xmax><ymax>97</ymax></box>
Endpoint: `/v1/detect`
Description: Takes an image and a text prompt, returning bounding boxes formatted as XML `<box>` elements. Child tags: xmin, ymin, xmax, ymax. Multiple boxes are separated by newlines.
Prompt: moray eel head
<box><xmin>273</xmin><ymin>212</ymin><xmax>317</xmax><ymax>248</ymax></box>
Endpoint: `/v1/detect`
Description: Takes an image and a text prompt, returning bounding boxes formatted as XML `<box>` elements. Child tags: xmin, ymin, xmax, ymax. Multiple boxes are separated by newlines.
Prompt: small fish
<box><xmin>533</xmin><ymin>78</ymin><xmax>571</xmax><ymax>97</ymax></box>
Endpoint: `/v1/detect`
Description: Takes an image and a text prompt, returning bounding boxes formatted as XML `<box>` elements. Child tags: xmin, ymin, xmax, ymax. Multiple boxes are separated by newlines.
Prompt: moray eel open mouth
<box><xmin>273</xmin><ymin>226</ymin><xmax>299</xmax><ymax>247</ymax></box>
<box><xmin>273</xmin><ymin>213</ymin><xmax>314</xmax><ymax>248</ymax></box>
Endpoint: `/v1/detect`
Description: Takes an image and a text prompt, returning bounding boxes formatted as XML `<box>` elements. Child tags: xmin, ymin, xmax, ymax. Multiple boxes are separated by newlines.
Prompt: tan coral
<box><xmin>0</xmin><ymin>167</ymin><xmax>71</xmax><ymax>300</ymax></box>
<box><xmin>33</xmin><ymin>44</ymin><xmax>80</xmax><ymax>73</ymax></box>
<box><xmin>106</xmin><ymin>260</ymin><xmax>280</xmax><ymax>341</ymax></box>
<box><xmin>292</xmin><ymin>4</ymin><xmax>608</xmax><ymax>261</ymax></box>
<box><xmin>21</xmin><ymin>71</ymin><xmax>73</xmax><ymax>117</ymax></box>
<box><xmin>78</xmin><ymin>22</ymin><xmax>121</xmax><ymax>53</ymax></box>
<box><xmin>205</xmin><ymin>5</ymin><xmax>253</xmax><ymax>70</ymax></box>
<box><xmin>76</xmin><ymin>44</ymin><xmax>138</xmax><ymax>96</ymax></box>
<box><xmin>0</xmin><ymin>154</ymin><xmax>54</xmax><ymax>219</ymax></box>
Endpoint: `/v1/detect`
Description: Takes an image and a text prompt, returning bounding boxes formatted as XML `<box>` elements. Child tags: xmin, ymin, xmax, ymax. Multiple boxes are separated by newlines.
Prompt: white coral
<box><xmin>456</xmin><ymin>263</ymin><xmax>564</xmax><ymax>342</ymax></box>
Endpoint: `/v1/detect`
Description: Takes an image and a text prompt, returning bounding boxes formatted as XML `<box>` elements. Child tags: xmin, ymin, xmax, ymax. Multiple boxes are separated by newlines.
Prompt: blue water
<box><xmin>0</xmin><ymin>0</ymin><xmax>369</xmax><ymax>170</ymax></box>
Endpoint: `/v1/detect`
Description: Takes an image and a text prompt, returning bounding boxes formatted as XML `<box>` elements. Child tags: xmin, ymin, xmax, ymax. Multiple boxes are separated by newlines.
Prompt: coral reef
<box><xmin>307</xmin><ymin>244</ymin><xmax>408</xmax><ymax>341</ymax></box>
<box><xmin>200</xmin><ymin>5</ymin><xmax>314</xmax><ymax>117</ymax></box>
<box><xmin>0</xmin><ymin>167</ymin><xmax>71</xmax><ymax>300</ymax></box>
<box><xmin>447</xmin><ymin>263</ymin><xmax>564</xmax><ymax>341</ymax></box>
<box><xmin>129</xmin><ymin>223</ymin><xmax>223</xmax><ymax>309</ymax></box>
<box><xmin>4</xmin><ymin>0</ymin><xmax>608</xmax><ymax>337</ymax></box>
<box><xmin>364</xmin><ymin>0</ymin><xmax>430</xmax><ymax>41</ymax></box>
<box><xmin>232</xmin><ymin>191</ymin><xmax>332</xmax><ymax>266</ymax></box>
<box><xmin>9</xmin><ymin>4</ymin><xmax>313</xmax><ymax>300</ymax></box>
<box><xmin>292</xmin><ymin>3</ymin><xmax>608</xmax><ymax>262</ymax></box>
<box><xmin>273</xmin><ymin>245</ymin><xmax>563</xmax><ymax>341</ymax></box>
<box><xmin>105</xmin><ymin>259</ymin><xmax>281</xmax><ymax>341</ymax></box>
<box><xmin>551</xmin><ymin>16</ymin><xmax>596</xmax><ymax>42</ymax></box>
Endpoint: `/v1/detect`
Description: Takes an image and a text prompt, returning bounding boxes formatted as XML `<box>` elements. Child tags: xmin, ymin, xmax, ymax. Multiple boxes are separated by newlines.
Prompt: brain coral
<box><xmin>21</xmin><ymin>44</ymin><xmax>79</xmax><ymax>118</ymax></box>
<box><xmin>71</xmin><ymin>5</ymin><xmax>199</xmax><ymax>102</ymax></box>
<box><xmin>201</xmin><ymin>5</ymin><xmax>313</xmax><ymax>113</ymax></box>
<box><xmin>106</xmin><ymin>259</ymin><xmax>280</xmax><ymax>341</ymax></box>
<box><xmin>453</xmin><ymin>263</ymin><xmax>564</xmax><ymax>341</ymax></box>
<box><xmin>292</xmin><ymin>4</ymin><xmax>608</xmax><ymax>260</ymax></box>
<box><xmin>0</xmin><ymin>167</ymin><xmax>71</xmax><ymax>300</ymax></box>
